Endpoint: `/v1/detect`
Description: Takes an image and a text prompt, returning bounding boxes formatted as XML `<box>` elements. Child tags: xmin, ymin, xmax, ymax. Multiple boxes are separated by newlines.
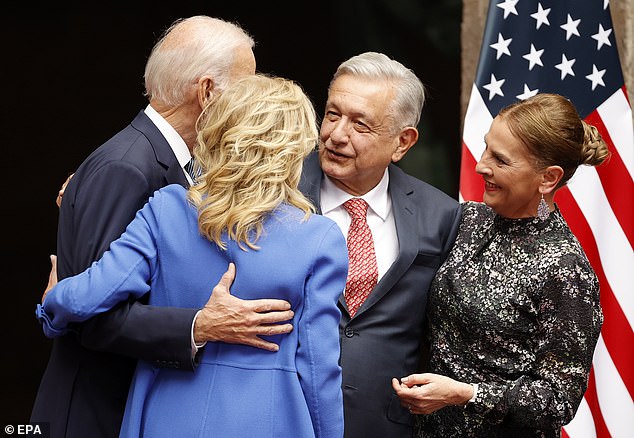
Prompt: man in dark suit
<box><xmin>32</xmin><ymin>16</ymin><xmax>294</xmax><ymax>438</ymax></box>
<box><xmin>299</xmin><ymin>52</ymin><xmax>461</xmax><ymax>438</ymax></box>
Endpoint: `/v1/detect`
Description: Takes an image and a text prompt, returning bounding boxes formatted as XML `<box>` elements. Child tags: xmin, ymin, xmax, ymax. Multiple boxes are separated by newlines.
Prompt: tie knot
<box><xmin>343</xmin><ymin>198</ymin><xmax>369</xmax><ymax>221</ymax></box>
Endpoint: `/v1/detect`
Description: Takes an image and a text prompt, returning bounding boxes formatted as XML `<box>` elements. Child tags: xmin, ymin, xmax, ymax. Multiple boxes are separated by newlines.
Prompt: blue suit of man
<box><xmin>299</xmin><ymin>152</ymin><xmax>461</xmax><ymax>438</ymax></box>
<box><xmin>31</xmin><ymin>110</ymin><xmax>198</xmax><ymax>438</ymax></box>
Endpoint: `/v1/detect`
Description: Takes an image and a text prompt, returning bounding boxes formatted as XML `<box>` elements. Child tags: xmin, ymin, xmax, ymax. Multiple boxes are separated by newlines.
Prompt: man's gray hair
<box><xmin>144</xmin><ymin>15</ymin><xmax>254</xmax><ymax>106</ymax></box>
<box><xmin>331</xmin><ymin>52</ymin><xmax>425</xmax><ymax>130</ymax></box>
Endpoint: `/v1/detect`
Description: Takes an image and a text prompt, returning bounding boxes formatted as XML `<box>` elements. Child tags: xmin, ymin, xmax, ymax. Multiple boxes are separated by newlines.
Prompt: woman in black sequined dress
<box><xmin>393</xmin><ymin>93</ymin><xmax>610</xmax><ymax>438</ymax></box>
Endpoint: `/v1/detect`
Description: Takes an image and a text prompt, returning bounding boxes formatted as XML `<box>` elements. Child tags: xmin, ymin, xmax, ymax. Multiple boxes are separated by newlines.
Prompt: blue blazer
<box><xmin>31</xmin><ymin>111</ymin><xmax>198</xmax><ymax>438</ymax></box>
<box><xmin>38</xmin><ymin>185</ymin><xmax>347</xmax><ymax>438</ymax></box>
<box><xmin>299</xmin><ymin>152</ymin><xmax>461</xmax><ymax>438</ymax></box>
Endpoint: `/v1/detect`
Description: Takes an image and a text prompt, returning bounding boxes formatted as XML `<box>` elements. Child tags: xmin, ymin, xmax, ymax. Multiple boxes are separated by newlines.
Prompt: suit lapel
<box><xmin>131</xmin><ymin>110</ymin><xmax>189</xmax><ymax>188</ymax></box>
<box><xmin>353</xmin><ymin>165</ymin><xmax>419</xmax><ymax>317</ymax></box>
<box><xmin>299</xmin><ymin>152</ymin><xmax>323</xmax><ymax>214</ymax></box>
<box><xmin>164</xmin><ymin>159</ymin><xmax>190</xmax><ymax>188</ymax></box>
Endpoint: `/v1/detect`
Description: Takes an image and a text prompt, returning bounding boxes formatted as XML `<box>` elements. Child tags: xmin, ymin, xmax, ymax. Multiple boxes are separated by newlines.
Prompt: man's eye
<box><xmin>354</xmin><ymin>121</ymin><xmax>369</xmax><ymax>131</ymax></box>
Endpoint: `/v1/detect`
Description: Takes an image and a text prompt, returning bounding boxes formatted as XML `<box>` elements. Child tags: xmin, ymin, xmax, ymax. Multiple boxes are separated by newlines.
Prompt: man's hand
<box><xmin>56</xmin><ymin>173</ymin><xmax>74</xmax><ymax>208</ymax></box>
<box><xmin>194</xmin><ymin>263</ymin><xmax>294</xmax><ymax>352</ymax></box>
<box><xmin>42</xmin><ymin>255</ymin><xmax>58</xmax><ymax>303</ymax></box>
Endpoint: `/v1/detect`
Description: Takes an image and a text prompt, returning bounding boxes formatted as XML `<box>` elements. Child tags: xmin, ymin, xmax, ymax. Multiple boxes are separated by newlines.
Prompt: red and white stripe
<box><xmin>459</xmin><ymin>85</ymin><xmax>634</xmax><ymax>438</ymax></box>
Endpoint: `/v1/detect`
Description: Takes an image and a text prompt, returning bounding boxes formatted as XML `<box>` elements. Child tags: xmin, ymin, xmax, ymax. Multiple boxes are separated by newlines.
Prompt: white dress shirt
<box><xmin>320</xmin><ymin>169</ymin><xmax>399</xmax><ymax>281</ymax></box>
<box><xmin>144</xmin><ymin>104</ymin><xmax>194</xmax><ymax>185</ymax></box>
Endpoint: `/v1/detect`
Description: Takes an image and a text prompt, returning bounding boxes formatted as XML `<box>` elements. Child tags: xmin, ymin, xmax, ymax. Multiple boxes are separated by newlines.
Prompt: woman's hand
<box><xmin>392</xmin><ymin>373</ymin><xmax>474</xmax><ymax>415</ymax></box>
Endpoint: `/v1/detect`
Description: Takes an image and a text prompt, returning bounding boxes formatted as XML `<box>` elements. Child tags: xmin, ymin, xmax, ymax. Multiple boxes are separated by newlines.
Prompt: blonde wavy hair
<box><xmin>187</xmin><ymin>74</ymin><xmax>318</xmax><ymax>250</ymax></box>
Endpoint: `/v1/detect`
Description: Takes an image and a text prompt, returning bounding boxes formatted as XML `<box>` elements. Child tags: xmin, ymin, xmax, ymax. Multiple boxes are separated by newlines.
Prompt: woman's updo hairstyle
<box><xmin>498</xmin><ymin>93</ymin><xmax>610</xmax><ymax>187</ymax></box>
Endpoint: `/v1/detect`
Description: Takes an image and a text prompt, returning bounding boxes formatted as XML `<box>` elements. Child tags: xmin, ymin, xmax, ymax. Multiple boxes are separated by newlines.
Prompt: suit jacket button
<box><xmin>344</xmin><ymin>327</ymin><xmax>355</xmax><ymax>338</ymax></box>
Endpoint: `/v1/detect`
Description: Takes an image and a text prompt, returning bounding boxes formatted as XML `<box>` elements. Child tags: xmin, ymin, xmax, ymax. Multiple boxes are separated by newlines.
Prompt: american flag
<box><xmin>459</xmin><ymin>1</ymin><xmax>633</xmax><ymax>437</ymax></box>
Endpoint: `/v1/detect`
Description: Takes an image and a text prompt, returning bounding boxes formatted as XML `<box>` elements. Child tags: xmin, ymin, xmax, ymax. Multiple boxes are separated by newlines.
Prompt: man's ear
<box><xmin>197</xmin><ymin>76</ymin><xmax>215</xmax><ymax>108</ymax></box>
<box><xmin>540</xmin><ymin>165</ymin><xmax>564</xmax><ymax>194</ymax></box>
<box><xmin>391</xmin><ymin>127</ymin><xmax>419</xmax><ymax>163</ymax></box>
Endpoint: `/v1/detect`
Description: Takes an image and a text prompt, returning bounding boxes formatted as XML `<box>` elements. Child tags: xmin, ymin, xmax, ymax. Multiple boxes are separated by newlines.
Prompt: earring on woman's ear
<box><xmin>537</xmin><ymin>194</ymin><xmax>550</xmax><ymax>221</ymax></box>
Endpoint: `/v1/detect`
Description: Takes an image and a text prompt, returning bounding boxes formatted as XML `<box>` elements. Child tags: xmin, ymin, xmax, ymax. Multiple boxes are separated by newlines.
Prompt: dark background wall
<box><xmin>2</xmin><ymin>1</ymin><xmax>461</xmax><ymax>423</ymax></box>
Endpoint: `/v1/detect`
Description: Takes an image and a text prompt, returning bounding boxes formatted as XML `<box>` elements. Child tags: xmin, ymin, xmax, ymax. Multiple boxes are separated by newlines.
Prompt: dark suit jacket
<box><xmin>31</xmin><ymin>110</ymin><xmax>199</xmax><ymax>438</ymax></box>
<box><xmin>299</xmin><ymin>152</ymin><xmax>461</xmax><ymax>438</ymax></box>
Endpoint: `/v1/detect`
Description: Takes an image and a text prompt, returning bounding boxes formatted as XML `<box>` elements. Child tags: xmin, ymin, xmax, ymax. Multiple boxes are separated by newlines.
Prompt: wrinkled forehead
<box><xmin>327</xmin><ymin>75</ymin><xmax>395</xmax><ymax>116</ymax></box>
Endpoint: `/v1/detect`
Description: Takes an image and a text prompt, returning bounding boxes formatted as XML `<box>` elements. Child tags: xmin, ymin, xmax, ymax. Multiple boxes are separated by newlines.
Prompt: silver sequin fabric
<box><xmin>417</xmin><ymin>202</ymin><xmax>603</xmax><ymax>438</ymax></box>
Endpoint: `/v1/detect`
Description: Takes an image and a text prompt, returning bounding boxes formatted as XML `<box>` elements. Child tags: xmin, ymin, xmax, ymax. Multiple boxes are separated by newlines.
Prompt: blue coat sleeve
<box><xmin>38</xmin><ymin>189</ymin><xmax>164</xmax><ymax>337</ymax></box>
<box><xmin>60</xmin><ymin>161</ymin><xmax>197</xmax><ymax>368</ymax></box>
<box><xmin>296</xmin><ymin>221</ymin><xmax>348</xmax><ymax>438</ymax></box>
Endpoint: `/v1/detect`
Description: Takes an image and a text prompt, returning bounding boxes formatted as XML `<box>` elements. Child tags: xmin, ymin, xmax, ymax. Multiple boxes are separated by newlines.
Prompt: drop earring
<box><xmin>537</xmin><ymin>194</ymin><xmax>550</xmax><ymax>221</ymax></box>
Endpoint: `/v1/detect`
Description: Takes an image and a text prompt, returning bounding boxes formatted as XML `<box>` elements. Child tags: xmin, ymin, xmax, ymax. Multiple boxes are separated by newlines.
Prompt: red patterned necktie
<box><xmin>343</xmin><ymin>198</ymin><xmax>378</xmax><ymax>317</ymax></box>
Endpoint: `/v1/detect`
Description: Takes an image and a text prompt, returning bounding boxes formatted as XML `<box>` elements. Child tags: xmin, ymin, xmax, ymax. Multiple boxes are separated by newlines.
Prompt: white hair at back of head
<box><xmin>332</xmin><ymin>51</ymin><xmax>425</xmax><ymax>129</ymax></box>
<box><xmin>144</xmin><ymin>15</ymin><xmax>255</xmax><ymax>107</ymax></box>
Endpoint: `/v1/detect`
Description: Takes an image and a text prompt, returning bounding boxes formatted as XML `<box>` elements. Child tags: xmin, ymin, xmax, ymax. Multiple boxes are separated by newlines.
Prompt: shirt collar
<box><xmin>144</xmin><ymin>104</ymin><xmax>192</xmax><ymax>168</ymax></box>
<box><xmin>321</xmin><ymin>169</ymin><xmax>390</xmax><ymax>221</ymax></box>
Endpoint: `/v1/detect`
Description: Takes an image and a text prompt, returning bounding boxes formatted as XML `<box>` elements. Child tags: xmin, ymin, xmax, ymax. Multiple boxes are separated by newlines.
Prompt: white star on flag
<box><xmin>522</xmin><ymin>44</ymin><xmax>544</xmax><ymax>70</ymax></box>
<box><xmin>555</xmin><ymin>54</ymin><xmax>576</xmax><ymax>80</ymax></box>
<box><xmin>585</xmin><ymin>64</ymin><xmax>606</xmax><ymax>90</ymax></box>
<box><xmin>483</xmin><ymin>73</ymin><xmax>505</xmax><ymax>100</ymax></box>
<box><xmin>592</xmin><ymin>24</ymin><xmax>613</xmax><ymax>50</ymax></box>
<box><xmin>490</xmin><ymin>33</ymin><xmax>512</xmax><ymax>59</ymax></box>
<box><xmin>496</xmin><ymin>0</ymin><xmax>519</xmax><ymax>19</ymax></box>
<box><xmin>560</xmin><ymin>14</ymin><xmax>581</xmax><ymax>40</ymax></box>
<box><xmin>516</xmin><ymin>84</ymin><xmax>539</xmax><ymax>100</ymax></box>
<box><xmin>530</xmin><ymin>3</ymin><xmax>551</xmax><ymax>29</ymax></box>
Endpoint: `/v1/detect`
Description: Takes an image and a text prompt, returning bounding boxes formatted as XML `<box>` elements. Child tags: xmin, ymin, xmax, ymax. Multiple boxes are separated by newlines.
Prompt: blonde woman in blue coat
<box><xmin>36</xmin><ymin>74</ymin><xmax>347</xmax><ymax>438</ymax></box>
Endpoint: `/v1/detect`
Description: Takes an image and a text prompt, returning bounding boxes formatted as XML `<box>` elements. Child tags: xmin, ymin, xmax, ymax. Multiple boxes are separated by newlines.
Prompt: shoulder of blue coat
<box><xmin>143</xmin><ymin>184</ymin><xmax>190</xmax><ymax>217</ymax></box>
<box><xmin>149</xmin><ymin>184</ymin><xmax>187</xmax><ymax>201</ymax></box>
<box><xmin>270</xmin><ymin>204</ymin><xmax>340</xmax><ymax>234</ymax></box>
